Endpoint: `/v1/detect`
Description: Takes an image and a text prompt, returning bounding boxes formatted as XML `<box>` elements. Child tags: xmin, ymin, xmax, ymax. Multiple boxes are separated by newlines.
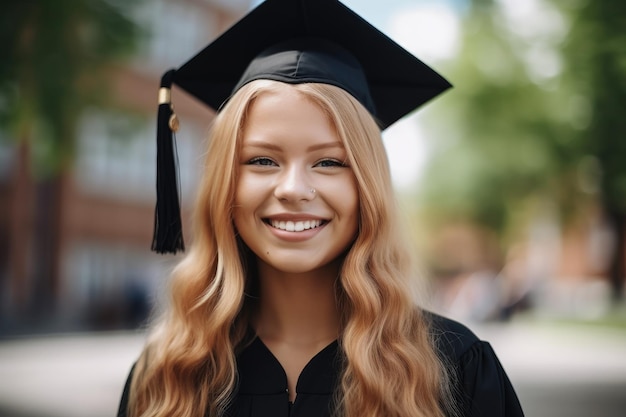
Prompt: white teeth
<box><xmin>270</xmin><ymin>219</ymin><xmax>322</xmax><ymax>232</ymax></box>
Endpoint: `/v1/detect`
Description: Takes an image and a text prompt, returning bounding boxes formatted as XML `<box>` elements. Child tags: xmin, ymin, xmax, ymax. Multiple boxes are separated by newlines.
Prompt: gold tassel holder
<box><xmin>158</xmin><ymin>87</ymin><xmax>179</xmax><ymax>133</ymax></box>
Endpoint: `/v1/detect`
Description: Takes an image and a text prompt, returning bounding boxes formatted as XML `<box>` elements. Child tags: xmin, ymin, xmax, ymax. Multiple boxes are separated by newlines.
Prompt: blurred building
<box><xmin>0</xmin><ymin>0</ymin><xmax>254</xmax><ymax>335</ymax></box>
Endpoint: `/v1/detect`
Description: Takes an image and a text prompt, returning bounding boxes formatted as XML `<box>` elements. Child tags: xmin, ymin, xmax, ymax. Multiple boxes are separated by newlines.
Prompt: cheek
<box><xmin>338</xmin><ymin>177</ymin><xmax>360</xmax><ymax>228</ymax></box>
<box><xmin>233</xmin><ymin>176</ymin><xmax>251</xmax><ymax>229</ymax></box>
<box><xmin>234</xmin><ymin>171</ymin><xmax>246</xmax><ymax>202</ymax></box>
<box><xmin>234</xmin><ymin>172</ymin><xmax>257</xmax><ymax>209</ymax></box>
<box><xmin>347</xmin><ymin>198</ymin><xmax>360</xmax><ymax>233</ymax></box>
<box><xmin>233</xmin><ymin>172</ymin><xmax>268</xmax><ymax>230</ymax></box>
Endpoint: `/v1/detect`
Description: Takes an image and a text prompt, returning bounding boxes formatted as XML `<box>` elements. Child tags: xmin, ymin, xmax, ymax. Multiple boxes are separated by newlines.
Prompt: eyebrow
<box><xmin>243</xmin><ymin>140</ymin><xmax>345</xmax><ymax>152</ymax></box>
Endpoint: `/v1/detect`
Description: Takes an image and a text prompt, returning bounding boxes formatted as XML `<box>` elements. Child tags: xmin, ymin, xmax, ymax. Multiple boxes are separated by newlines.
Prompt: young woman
<box><xmin>118</xmin><ymin>1</ymin><xmax>524</xmax><ymax>416</ymax></box>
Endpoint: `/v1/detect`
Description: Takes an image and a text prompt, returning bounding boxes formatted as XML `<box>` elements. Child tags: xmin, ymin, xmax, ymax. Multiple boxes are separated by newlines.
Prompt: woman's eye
<box><xmin>248</xmin><ymin>157</ymin><xmax>276</xmax><ymax>166</ymax></box>
<box><xmin>315</xmin><ymin>159</ymin><xmax>346</xmax><ymax>168</ymax></box>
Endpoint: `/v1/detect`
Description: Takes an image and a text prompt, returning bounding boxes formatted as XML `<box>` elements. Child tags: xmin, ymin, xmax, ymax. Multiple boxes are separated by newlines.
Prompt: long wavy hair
<box><xmin>127</xmin><ymin>80</ymin><xmax>453</xmax><ymax>417</ymax></box>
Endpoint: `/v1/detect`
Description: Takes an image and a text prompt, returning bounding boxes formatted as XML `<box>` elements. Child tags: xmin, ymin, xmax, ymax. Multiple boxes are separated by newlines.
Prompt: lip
<box><xmin>264</xmin><ymin>212</ymin><xmax>327</xmax><ymax>221</ymax></box>
<box><xmin>262</xmin><ymin>214</ymin><xmax>328</xmax><ymax>242</ymax></box>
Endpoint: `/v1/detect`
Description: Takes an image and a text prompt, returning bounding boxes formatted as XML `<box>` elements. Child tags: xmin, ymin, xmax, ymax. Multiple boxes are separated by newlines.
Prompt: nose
<box><xmin>273</xmin><ymin>164</ymin><xmax>315</xmax><ymax>202</ymax></box>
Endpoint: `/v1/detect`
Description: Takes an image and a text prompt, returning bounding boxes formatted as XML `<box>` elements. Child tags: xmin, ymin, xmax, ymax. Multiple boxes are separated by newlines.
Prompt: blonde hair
<box><xmin>127</xmin><ymin>80</ymin><xmax>451</xmax><ymax>417</ymax></box>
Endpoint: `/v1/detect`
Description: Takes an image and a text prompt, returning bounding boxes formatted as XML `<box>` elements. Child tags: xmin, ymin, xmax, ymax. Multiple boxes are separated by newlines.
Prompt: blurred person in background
<box><xmin>117</xmin><ymin>0</ymin><xmax>524</xmax><ymax>416</ymax></box>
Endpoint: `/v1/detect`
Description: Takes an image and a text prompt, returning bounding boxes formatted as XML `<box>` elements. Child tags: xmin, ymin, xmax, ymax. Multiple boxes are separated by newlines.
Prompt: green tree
<box><xmin>419</xmin><ymin>0</ymin><xmax>577</xmax><ymax>242</ymax></box>
<box><xmin>1</xmin><ymin>0</ymin><xmax>143</xmax><ymax>313</ymax></box>
<box><xmin>2</xmin><ymin>0</ymin><xmax>143</xmax><ymax>172</ymax></box>
<box><xmin>417</xmin><ymin>0</ymin><xmax>625</xmax><ymax>301</ymax></box>
<box><xmin>560</xmin><ymin>0</ymin><xmax>626</xmax><ymax>302</ymax></box>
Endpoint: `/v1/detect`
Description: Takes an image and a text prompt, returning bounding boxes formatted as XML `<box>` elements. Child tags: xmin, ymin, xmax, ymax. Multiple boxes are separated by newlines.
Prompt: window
<box><xmin>75</xmin><ymin>110</ymin><xmax>203</xmax><ymax>202</ymax></box>
<box><xmin>133</xmin><ymin>0</ymin><xmax>216</xmax><ymax>74</ymax></box>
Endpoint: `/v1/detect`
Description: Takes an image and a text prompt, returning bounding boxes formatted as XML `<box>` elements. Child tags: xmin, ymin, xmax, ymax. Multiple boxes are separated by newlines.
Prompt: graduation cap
<box><xmin>153</xmin><ymin>0</ymin><xmax>452</xmax><ymax>254</ymax></box>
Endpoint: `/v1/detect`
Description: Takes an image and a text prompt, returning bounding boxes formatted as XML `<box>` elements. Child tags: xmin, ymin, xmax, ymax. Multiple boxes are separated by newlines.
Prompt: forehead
<box><xmin>242</xmin><ymin>83</ymin><xmax>340</xmax><ymax>136</ymax></box>
<box><xmin>248</xmin><ymin>82</ymin><xmax>324</xmax><ymax>113</ymax></box>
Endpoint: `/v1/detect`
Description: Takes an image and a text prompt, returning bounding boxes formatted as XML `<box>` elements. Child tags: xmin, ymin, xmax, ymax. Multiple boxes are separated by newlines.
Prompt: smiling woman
<box><xmin>117</xmin><ymin>1</ymin><xmax>524</xmax><ymax>417</ymax></box>
<box><xmin>234</xmin><ymin>82</ymin><xmax>359</xmax><ymax>276</ymax></box>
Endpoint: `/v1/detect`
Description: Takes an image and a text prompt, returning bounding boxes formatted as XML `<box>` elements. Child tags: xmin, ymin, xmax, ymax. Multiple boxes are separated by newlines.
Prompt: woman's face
<box><xmin>233</xmin><ymin>86</ymin><xmax>359</xmax><ymax>275</ymax></box>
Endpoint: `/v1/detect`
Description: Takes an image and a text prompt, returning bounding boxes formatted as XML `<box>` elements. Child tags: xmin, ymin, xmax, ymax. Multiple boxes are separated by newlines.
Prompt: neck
<box><xmin>253</xmin><ymin>260</ymin><xmax>342</xmax><ymax>346</ymax></box>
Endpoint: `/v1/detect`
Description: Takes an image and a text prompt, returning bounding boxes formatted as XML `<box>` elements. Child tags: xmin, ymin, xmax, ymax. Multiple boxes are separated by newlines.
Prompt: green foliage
<box><xmin>416</xmin><ymin>0</ymin><xmax>618</xmax><ymax>240</ymax></box>
<box><xmin>560</xmin><ymin>0</ymin><xmax>626</xmax><ymax>213</ymax></box>
<box><xmin>1</xmin><ymin>0</ymin><xmax>145</xmax><ymax>176</ymax></box>
<box><xmin>414</xmin><ymin>0</ymin><xmax>626</xmax><ymax>300</ymax></box>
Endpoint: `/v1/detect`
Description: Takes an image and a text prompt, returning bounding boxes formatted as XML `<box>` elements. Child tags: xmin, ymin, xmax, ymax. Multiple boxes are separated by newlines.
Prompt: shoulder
<box><xmin>424</xmin><ymin>312</ymin><xmax>526</xmax><ymax>416</ymax></box>
<box><xmin>425</xmin><ymin>311</ymin><xmax>482</xmax><ymax>362</ymax></box>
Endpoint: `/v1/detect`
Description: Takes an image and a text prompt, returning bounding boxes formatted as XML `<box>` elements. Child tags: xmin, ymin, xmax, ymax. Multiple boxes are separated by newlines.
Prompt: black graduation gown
<box><xmin>117</xmin><ymin>315</ymin><xmax>524</xmax><ymax>417</ymax></box>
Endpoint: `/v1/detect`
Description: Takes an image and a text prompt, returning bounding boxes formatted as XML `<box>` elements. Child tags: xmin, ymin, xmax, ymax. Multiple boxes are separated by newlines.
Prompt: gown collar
<box><xmin>236</xmin><ymin>337</ymin><xmax>341</xmax><ymax>395</ymax></box>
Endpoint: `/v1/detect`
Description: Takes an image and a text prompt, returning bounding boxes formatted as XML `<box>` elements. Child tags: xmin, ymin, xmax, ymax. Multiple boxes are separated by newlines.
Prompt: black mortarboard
<box><xmin>153</xmin><ymin>0</ymin><xmax>452</xmax><ymax>254</ymax></box>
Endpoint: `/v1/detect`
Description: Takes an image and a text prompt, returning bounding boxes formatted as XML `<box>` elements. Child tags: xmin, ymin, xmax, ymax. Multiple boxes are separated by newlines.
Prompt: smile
<box><xmin>266</xmin><ymin>219</ymin><xmax>325</xmax><ymax>232</ymax></box>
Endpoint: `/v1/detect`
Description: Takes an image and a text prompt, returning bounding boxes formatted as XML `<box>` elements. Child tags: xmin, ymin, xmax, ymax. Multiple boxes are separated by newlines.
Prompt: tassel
<box><xmin>151</xmin><ymin>69</ymin><xmax>185</xmax><ymax>254</ymax></box>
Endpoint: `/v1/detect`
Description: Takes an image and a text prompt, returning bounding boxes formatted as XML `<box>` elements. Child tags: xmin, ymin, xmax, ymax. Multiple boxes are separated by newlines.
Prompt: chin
<box><xmin>267</xmin><ymin>261</ymin><xmax>321</xmax><ymax>274</ymax></box>
<box><xmin>260</xmin><ymin>255</ymin><xmax>341</xmax><ymax>276</ymax></box>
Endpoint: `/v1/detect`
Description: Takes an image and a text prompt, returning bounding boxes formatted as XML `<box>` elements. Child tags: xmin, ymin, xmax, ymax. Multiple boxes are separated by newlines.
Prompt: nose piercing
<box><xmin>310</xmin><ymin>188</ymin><xmax>316</xmax><ymax>194</ymax></box>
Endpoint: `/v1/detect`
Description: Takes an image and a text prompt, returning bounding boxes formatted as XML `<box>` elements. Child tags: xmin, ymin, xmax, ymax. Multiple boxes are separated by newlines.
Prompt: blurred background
<box><xmin>0</xmin><ymin>0</ymin><xmax>624</xmax><ymax>416</ymax></box>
